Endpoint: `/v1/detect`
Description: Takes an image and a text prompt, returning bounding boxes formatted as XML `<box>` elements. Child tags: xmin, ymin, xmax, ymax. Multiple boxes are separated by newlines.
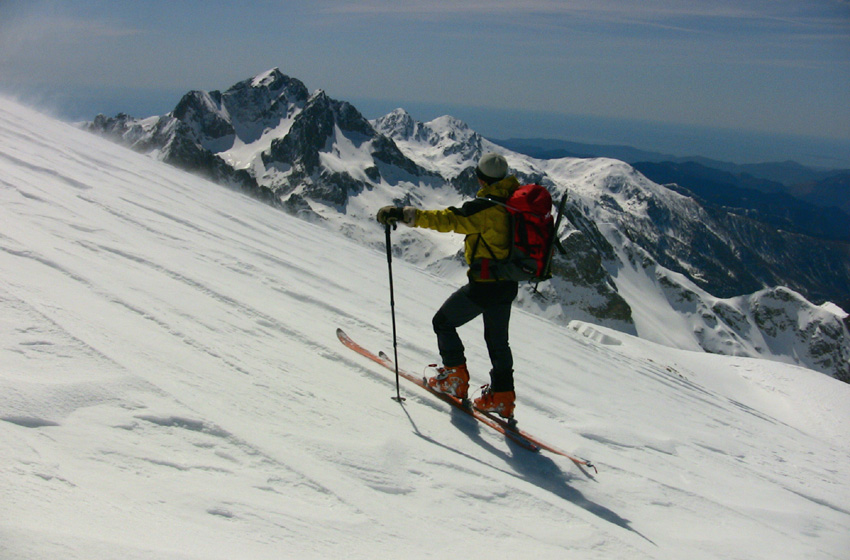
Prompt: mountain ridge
<box><xmin>497</xmin><ymin>137</ymin><xmax>850</xmax><ymax>218</ymax></box>
<box><xmin>82</xmin><ymin>68</ymin><xmax>850</xmax><ymax>382</ymax></box>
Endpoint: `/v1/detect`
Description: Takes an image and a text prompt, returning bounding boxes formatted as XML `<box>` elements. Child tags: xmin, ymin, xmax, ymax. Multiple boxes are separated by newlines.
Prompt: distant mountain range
<box><xmin>495</xmin><ymin>137</ymin><xmax>850</xmax><ymax>189</ymax></box>
<box><xmin>81</xmin><ymin>68</ymin><xmax>850</xmax><ymax>382</ymax></box>
<box><xmin>497</xmin><ymin>137</ymin><xmax>850</xmax><ymax>241</ymax></box>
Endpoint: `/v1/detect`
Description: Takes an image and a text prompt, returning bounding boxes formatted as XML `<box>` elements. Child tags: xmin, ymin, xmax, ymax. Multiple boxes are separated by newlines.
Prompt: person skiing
<box><xmin>376</xmin><ymin>152</ymin><xmax>520</xmax><ymax>418</ymax></box>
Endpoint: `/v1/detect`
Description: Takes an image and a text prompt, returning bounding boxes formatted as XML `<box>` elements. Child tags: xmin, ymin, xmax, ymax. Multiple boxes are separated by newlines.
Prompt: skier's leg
<box><xmin>432</xmin><ymin>283</ymin><xmax>482</xmax><ymax>367</ymax></box>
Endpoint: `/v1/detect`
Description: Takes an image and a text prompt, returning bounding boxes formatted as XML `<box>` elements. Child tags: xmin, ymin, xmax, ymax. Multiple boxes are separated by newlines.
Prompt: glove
<box><xmin>377</xmin><ymin>206</ymin><xmax>417</xmax><ymax>226</ymax></box>
<box><xmin>377</xmin><ymin>206</ymin><xmax>404</xmax><ymax>226</ymax></box>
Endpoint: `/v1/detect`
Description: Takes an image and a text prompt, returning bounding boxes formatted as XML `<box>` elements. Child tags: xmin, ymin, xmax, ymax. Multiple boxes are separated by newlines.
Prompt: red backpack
<box><xmin>477</xmin><ymin>184</ymin><xmax>566</xmax><ymax>283</ymax></box>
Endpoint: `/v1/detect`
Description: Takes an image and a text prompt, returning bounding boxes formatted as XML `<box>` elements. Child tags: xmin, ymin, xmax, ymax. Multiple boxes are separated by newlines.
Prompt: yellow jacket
<box><xmin>414</xmin><ymin>176</ymin><xmax>520</xmax><ymax>281</ymax></box>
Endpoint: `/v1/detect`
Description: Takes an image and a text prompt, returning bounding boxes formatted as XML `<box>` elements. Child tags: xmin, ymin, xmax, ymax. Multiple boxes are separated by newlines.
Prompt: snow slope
<box><xmin>2</xmin><ymin>97</ymin><xmax>849</xmax><ymax>559</ymax></box>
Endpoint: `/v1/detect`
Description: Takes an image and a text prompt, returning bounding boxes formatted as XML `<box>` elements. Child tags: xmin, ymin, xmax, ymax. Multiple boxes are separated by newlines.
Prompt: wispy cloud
<box><xmin>3</xmin><ymin>16</ymin><xmax>142</xmax><ymax>41</ymax></box>
<box><xmin>0</xmin><ymin>13</ymin><xmax>142</xmax><ymax>72</ymax></box>
<box><xmin>0</xmin><ymin>5</ymin><xmax>144</xmax><ymax>85</ymax></box>
<box><xmin>319</xmin><ymin>0</ymin><xmax>850</xmax><ymax>35</ymax></box>
<box><xmin>0</xmin><ymin>0</ymin><xmax>142</xmax><ymax>48</ymax></box>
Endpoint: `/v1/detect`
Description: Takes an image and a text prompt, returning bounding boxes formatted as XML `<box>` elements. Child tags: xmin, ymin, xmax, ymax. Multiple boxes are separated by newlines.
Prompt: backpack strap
<box><xmin>469</xmin><ymin>196</ymin><xmax>508</xmax><ymax>281</ymax></box>
<box><xmin>471</xmin><ymin>230</ymin><xmax>500</xmax><ymax>280</ymax></box>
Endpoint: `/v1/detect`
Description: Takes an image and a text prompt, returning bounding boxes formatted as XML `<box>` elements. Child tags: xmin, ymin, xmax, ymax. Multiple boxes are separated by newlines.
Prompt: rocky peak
<box><xmin>238</xmin><ymin>69</ymin><xmax>308</xmax><ymax>109</ymax></box>
<box><xmin>749</xmin><ymin>288</ymin><xmax>849</xmax><ymax>382</ymax></box>
<box><xmin>373</xmin><ymin>111</ymin><xmax>484</xmax><ymax>178</ymax></box>
<box><xmin>263</xmin><ymin>87</ymin><xmax>425</xmax><ymax>184</ymax></box>
<box><xmin>266</xmin><ymin>90</ymin><xmax>336</xmax><ymax>173</ymax></box>
<box><xmin>172</xmin><ymin>90</ymin><xmax>232</xmax><ymax>142</ymax></box>
<box><xmin>373</xmin><ymin>108</ymin><xmax>419</xmax><ymax>141</ymax></box>
<box><xmin>250</xmin><ymin>68</ymin><xmax>289</xmax><ymax>89</ymax></box>
<box><xmin>163</xmin><ymin>70</ymin><xmax>311</xmax><ymax>150</ymax></box>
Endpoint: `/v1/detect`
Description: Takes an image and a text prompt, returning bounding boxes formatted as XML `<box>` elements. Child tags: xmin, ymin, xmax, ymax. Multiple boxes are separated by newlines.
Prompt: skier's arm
<box><xmin>414</xmin><ymin>199</ymin><xmax>495</xmax><ymax>234</ymax></box>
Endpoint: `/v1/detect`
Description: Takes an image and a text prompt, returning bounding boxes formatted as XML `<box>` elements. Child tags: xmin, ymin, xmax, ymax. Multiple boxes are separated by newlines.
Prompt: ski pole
<box><xmin>385</xmin><ymin>222</ymin><xmax>405</xmax><ymax>402</ymax></box>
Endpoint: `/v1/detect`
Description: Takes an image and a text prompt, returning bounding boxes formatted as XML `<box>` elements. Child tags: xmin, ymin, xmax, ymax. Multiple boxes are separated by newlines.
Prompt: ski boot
<box><xmin>473</xmin><ymin>385</ymin><xmax>516</xmax><ymax>419</ymax></box>
<box><xmin>426</xmin><ymin>364</ymin><xmax>470</xmax><ymax>400</ymax></box>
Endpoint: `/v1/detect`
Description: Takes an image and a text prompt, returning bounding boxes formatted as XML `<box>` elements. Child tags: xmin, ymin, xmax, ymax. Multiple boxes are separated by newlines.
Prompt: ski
<box><xmin>337</xmin><ymin>328</ymin><xmax>596</xmax><ymax>475</ymax></box>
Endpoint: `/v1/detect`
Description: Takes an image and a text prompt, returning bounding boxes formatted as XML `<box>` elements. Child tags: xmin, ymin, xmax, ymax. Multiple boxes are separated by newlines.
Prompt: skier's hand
<box><xmin>377</xmin><ymin>206</ymin><xmax>404</xmax><ymax>226</ymax></box>
<box><xmin>377</xmin><ymin>206</ymin><xmax>417</xmax><ymax>228</ymax></box>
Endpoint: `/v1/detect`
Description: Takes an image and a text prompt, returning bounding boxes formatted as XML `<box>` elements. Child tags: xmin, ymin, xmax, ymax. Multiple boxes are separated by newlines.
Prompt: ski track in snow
<box><xmin>1</xmin><ymin>98</ymin><xmax>849</xmax><ymax>559</ymax></box>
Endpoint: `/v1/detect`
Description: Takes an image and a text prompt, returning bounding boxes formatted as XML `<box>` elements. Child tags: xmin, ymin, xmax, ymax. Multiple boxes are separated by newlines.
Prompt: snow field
<box><xmin>1</xmin><ymin>98</ymin><xmax>849</xmax><ymax>559</ymax></box>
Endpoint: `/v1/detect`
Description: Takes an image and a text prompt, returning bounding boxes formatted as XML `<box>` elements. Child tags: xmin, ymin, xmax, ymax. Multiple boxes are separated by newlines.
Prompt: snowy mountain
<box><xmin>4</xmin><ymin>94</ymin><xmax>850</xmax><ymax>560</ymax></box>
<box><xmin>84</xmin><ymin>69</ymin><xmax>850</xmax><ymax>383</ymax></box>
<box><xmin>85</xmin><ymin>69</ymin><xmax>438</xmax><ymax>210</ymax></box>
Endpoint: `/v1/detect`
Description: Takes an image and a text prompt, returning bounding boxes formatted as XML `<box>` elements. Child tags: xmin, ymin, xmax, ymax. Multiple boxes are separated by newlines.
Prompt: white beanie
<box><xmin>476</xmin><ymin>152</ymin><xmax>508</xmax><ymax>183</ymax></box>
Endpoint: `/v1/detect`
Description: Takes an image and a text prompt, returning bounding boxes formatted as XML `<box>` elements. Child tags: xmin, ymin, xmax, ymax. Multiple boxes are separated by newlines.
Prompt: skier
<box><xmin>376</xmin><ymin>152</ymin><xmax>520</xmax><ymax>418</ymax></box>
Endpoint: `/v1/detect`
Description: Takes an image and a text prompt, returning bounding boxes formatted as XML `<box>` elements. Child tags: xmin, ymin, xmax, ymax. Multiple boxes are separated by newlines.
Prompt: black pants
<box><xmin>432</xmin><ymin>280</ymin><xmax>519</xmax><ymax>392</ymax></box>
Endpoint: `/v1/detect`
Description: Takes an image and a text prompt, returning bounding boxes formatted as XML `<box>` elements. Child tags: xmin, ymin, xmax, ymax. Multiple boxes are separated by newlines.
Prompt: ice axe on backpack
<box><xmin>542</xmin><ymin>191</ymin><xmax>569</xmax><ymax>266</ymax></box>
<box><xmin>533</xmin><ymin>190</ymin><xmax>569</xmax><ymax>294</ymax></box>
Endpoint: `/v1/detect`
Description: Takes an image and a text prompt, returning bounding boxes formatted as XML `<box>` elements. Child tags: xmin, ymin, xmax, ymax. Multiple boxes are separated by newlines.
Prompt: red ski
<box><xmin>337</xmin><ymin>328</ymin><xmax>596</xmax><ymax>475</ymax></box>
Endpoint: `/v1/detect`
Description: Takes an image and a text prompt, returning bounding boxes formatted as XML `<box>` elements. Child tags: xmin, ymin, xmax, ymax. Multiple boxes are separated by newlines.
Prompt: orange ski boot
<box><xmin>473</xmin><ymin>385</ymin><xmax>516</xmax><ymax>419</ymax></box>
<box><xmin>427</xmin><ymin>364</ymin><xmax>470</xmax><ymax>400</ymax></box>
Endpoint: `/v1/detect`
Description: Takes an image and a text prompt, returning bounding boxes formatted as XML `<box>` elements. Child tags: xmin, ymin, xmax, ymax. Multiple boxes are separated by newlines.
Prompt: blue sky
<box><xmin>1</xmin><ymin>0</ymin><xmax>849</xmax><ymax>166</ymax></box>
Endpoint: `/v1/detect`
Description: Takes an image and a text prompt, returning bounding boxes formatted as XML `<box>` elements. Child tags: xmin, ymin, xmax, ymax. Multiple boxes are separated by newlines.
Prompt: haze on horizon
<box><xmin>1</xmin><ymin>0</ymin><xmax>848</xmax><ymax>166</ymax></box>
